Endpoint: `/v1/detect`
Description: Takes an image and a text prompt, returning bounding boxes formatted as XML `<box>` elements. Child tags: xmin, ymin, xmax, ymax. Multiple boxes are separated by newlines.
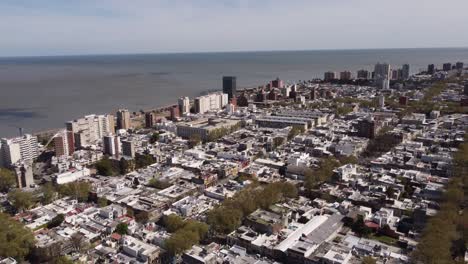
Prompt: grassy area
<box><xmin>370</xmin><ymin>234</ymin><xmax>398</xmax><ymax>246</ymax></box>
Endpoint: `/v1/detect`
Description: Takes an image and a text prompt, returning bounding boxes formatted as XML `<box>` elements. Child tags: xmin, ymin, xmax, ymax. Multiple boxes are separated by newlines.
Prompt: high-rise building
<box><xmin>340</xmin><ymin>71</ymin><xmax>352</xmax><ymax>80</ymax></box>
<box><xmin>324</xmin><ymin>71</ymin><xmax>336</xmax><ymax>81</ymax></box>
<box><xmin>401</xmin><ymin>64</ymin><xmax>410</xmax><ymax>80</ymax></box>
<box><xmin>103</xmin><ymin>135</ymin><xmax>121</xmax><ymax>157</ymax></box>
<box><xmin>194</xmin><ymin>92</ymin><xmax>228</xmax><ymax>114</ymax></box>
<box><xmin>178</xmin><ymin>97</ymin><xmax>191</xmax><ymax>114</ymax></box>
<box><xmin>391</xmin><ymin>69</ymin><xmax>399</xmax><ymax>80</ymax></box>
<box><xmin>66</xmin><ymin>114</ymin><xmax>114</xmax><ymax>148</ymax></box>
<box><xmin>121</xmin><ymin>140</ymin><xmax>135</xmax><ymax>158</ymax></box>
<box><xmin>378</xmin><ymin>95</ymin><xmax>385</xmax><ymax>108</ymax></box>
<box><xmin>376</xmin><ymin>78</ymin><xmax>390</xmax><ymax>89</ymax></box>
<box><xmin>310</xmin><ymin>87</ymin><xmax>318</xmax><ymax>100</ymax></box>
<box><xmin>117</xmin><ymin>109</ymin><xmax>131</xmax><ymax>130</ymax></box>
<box><xmin>54</xmin><ymin>131</ymin><xmax>74</xmax><ymax>157</ymax></box>
<box><xmin>356</xmin><ymin>117</ymin><xmax>378</xmax><ymax>139</ymax></box>
<box><xmin>455</xmin><ymin>62</ymin><xmax>464</xmax><ymax>70</ymax></box>
<box><xmin>145</xmin><ymin>112</ymin><xmax>155</xmax><ymax>128</ymax></box>
<box><xmin>222</xmin><ymin>76</ymin><xmax>237</xmax><ymax>100</ymax></box>
<box><xmin>374</xmin><ymin>63</ymin><xmax>391</xmax><ymax>80</ymax></box>
<box><xmin>357</xmin><ymin>69</ymin><xmax>370</xmax><ymax>79</ymax></box>
<box><xmin>13</xmin><ymin>161</ymin><xmax>34</xmax><ymax>188</ymax></box>
<box><xmin>442</xmin><ymin>63</ymin><xmax>452</xmax><ymax>71</ymax></box>
<box><xmin>0</xmin><ymin>134</ymin><xmax>38</xmax><ymax>167</ymax></box>
<box><xmin>427</xmin><ymin>64</ymin><xmax>435</xmax><ymax>74</ymax></box>
<box><xmin>170</xmin><ymin>105</ymin><xmax>180</xmax><ymax>121</ymax></box>
<box><xmin>270</xmin><ymin>78</ymin><xmax>284</xmax><ymax>88</ymax></box>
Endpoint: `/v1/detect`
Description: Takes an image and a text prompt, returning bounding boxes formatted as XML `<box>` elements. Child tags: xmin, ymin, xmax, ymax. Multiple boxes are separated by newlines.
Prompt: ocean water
<box><xmin>1</xmin><ymin>48</ymin><xmax>467</xmax><ymax>137</ymax></box>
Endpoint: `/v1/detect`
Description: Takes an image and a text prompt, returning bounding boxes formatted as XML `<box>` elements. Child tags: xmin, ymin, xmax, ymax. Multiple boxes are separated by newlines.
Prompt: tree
<box><xmin>352</xmin><ymin>215</ymin><xmax>371</xmax><ymax>237</ymax></box>
<box><xmin>57</xmin><ymin>182</ymin><xmax>90</xmax><ymax>202</ymax></box>
<box><xmin>188</xmin><ymin>134</ymin><xmax>202</xmax><ymax>148</ymax></box>
<box><xmin>135</xmin><ymin>153</ymin><xmax>155</xmax><ymax>169</ymax></box>
<box><xmin>0</xmin><ymin>212</ymin><xmax>35</xmax><ymax>260</ymax></box>
<box><xmin>69</xmin><ymin>233</ymin><xmax>86</xmax><ymax>253</ymax></box>
<box><xmin>149</xmin><ymin>132</ymin><xmax>160</xmax><ymax>144</ymax></box>
<box><xmin>385</xmin><ymin>186</ymin><xmax>395</xmax><ymax>199</ymax></box>
<box><xmin>119</xmin><ymin>157</ymin><xmax>131</xmax><ymax>175</ymax></box>
<box><xmin>148</xmin><ymin>178</ymin><xmax>171</xmax><ymax>189</ymax></box>
<box><xmin>361</xmin><ymin>256</ymin><xmax>377</xmax><ymax>264</ymax></box>
<box><xmin>47</xmin><ymin>214</ymin><xmax>65</xmax><ymax>229</ymax></box>
<box><xmin>288</xmin><ymin>126</ymin><xmax>304</xmax><ymax>140</ymax></box>
<box><xmin>162</xmin><ymin>214</ymin><xmax>186</xmax><ymax>233</ymax></box>
<box><xmin>97</xmin><ymin>197</ymin><xmax>108</xmax><ymax>207</ymax></box>
<box><xmin>8</xmin><ymin>190</ymin><xmax>34</xmax><ymax>212</ymax></box>
<box><xmin>0</xmin><ymin>168</ymin><xmax>16</xmax><ymax>192</ymax></box>
<box><xmin>52</xmin><ymin>256</ymin><xmax>74</xmax><ymax>264</ymax></box>
<box><xmin>41</xmin><ymin>182</ymin><xmax>56</xmax><ymax>205</ymax></box>
<box><xmin>115</xmin><ymin>223</ymin><xmax>128</xmax><ymax>235</ymax></box>
<box><xmin>95</xmin><ymin>157</ymin><xmax>116</xmax><ymax>176</ymax></box>
<box><xmin>135</xmin><ymin>211</ymin><xmax>149</xmax><ymax>223</ymax></box>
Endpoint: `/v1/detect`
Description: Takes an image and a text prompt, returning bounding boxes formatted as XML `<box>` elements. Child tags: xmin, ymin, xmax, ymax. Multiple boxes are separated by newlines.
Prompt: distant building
<box><xmin>178</xmin><ymin>96</ymin><xmax>191</xmax><ymax>114</ymax></box>
<box><xmin>145</xmin><ymin>112</ymin><xmax>155</xmax><ymax>128</ymax></box>
<box><xmin>116</xmin><ymin>109</ymin><xmax>131</xmax><ymax>130</ymax></box>
<box><xmin>340</xmin><ymin>71</ymin><xmax>352</xmax><ymax>80</ymax></box>
<box><xmin>427</xmin><ymin>64</ymin><xmax>435</xmax><ymax>74</ymax></box>
<box><xmin>378</xmin><ymin>95</ymin><xmax>385</xmax><ymax>108</ymax></box>
<box><xmin>237</xmin><ymin>93</ymin><xmax>249</xmax><ymax>107</ymax></box>
<box><xmin>170</xmin><ymin>105</ymin><xmax>180</xmax><ymax>120</ymax></box>
<box><xmin>391</xmin><ymin>69</ymin><xmax>399</xmax><ymax>80</ymax></box>
<box><xmin>455</xmin><ymin>61</ymin><xmax>464</xmax><ymax>70</ymax></box>
<box><xmin>442</xmin><ymin>63</ymin><xmax>452</xmax><ymax>71</ymax></box>
<box><xmin>255</xmin><ymin>90</ymin><xmax>267</xmax><ymax>102</ymax></box>
<box><xmin>13</xmin><ymin>162</ymin><xmax>34</xmax><ymax>188</ymax></box>
<box><xmin>376</xmin><ymin>78</ymin><xmax>390</xmax><ymax>89</ymax></box>
<box><xmin>310</xmin><ymin>87</ymin><xmax>318</xmax><ymax>100</ymax></box>
<box><xmin>399</xmin><ymin>96</ymin><xmax>409</xmax><ymax>106</ymax></box>
<box><xmin>401</xmin><ymin>64</ymin><xmax>410</xmax><ymax>80</ymax></box>
<box><xmin>176</xmin><ymin>118</ymin><xmax>241</xmax><ymax>141</ymax></box>
<box><xmin>54</xmin><ymin>131</ymin><xmax>74</xmax><ymax>157</ymax></box>
<box><xmin>270</xmin><ymin>78</ymin><xmax>284</xmax><ymax>88</ymax></box>
<box><xmin>464</xmin><ymin>83</ymin><xmax>468</xmax><ymax>95</ymax></box>
<box><xmin>324</xmin><ymin>71</ymin><xmax>336</xmax><ymax>81</ymax></box>
<box><xmin>374</xmin><ymin>63</ymin><xmax>391</xmax><ymax>80</ymax></box>
<box><xmin>67</xmin><ymin>114</ymin><xmax>115</xmax><ymax>148</ymax></box>
<box><xmin>0</xmin><ymin>134</ymin><xmax>38</xmax><ymax>167</ymax></box>
<box><xmin>357</xmin><ymin>69</ymin><xmax>370</xmax><ymax>79</ymax></box>
<box><xmin>222</xmin><ymin>76</ymin><xmax>237</xmax><ymax>100</ymax></box>
<box><xmin>267</xmin><ymin>90</ymin><xmax>278</xmax><ymax>101</ymax></box>
<box><xmin>356</xmin><ymin>117</ymin><xmax>378</xmax><ymax>139</ymax></box>
<box><xmin>195</xmin><ymin>92</ymin><xmax>228</xmax><ymax>114</ymax></box>
<box><xmin>121</xmin><ymin>140</ymin><xmax>135</xmax><ymax>158</ymax></box>
<box><xmin>103</xmin><ymin>135</ymin><xmax>121</xmax><ymax>157</ymax></box>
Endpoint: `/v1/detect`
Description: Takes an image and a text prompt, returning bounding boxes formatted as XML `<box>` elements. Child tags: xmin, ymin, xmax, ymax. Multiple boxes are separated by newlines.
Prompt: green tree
<box><xmin>0</xmin><ymin>168</ymin><xmax>16</xmax><ymax>192</ymax></box>
<box><xmin>148</xmin><ymin>178</ymin><xmax>171</xmax><ymax>189</ymax></box>
<box><xmin>288</xmin><ymin>126</ymin><xmax>305</xmax><ymax>140</ymax></box>
<box><xmin>41</xmin><ymin>182</ymin><xmax>56</xmax><ymax>205</ymax></box>
<box><xmin>97</xmin><ymin>197</ymin><xmax>108</xmax><ymax>207</ymax></box>
<box><xmin>52</xmin><ymin>256</ymin><xmax>74</xmax><ymax>264</ymax></box>
<box><xmin>361</xmin><ymin>256</ymin><xmax>377</xmax><ymax>264</ymax></box>
<box><xmin>0</xmin><ymin>212</ymin><xmax>35</xmax><ymax>260</ymax></box>
<box><xmin>8</xmin><ymin>190</ymin><xmax>34</xmax><ymax>212</ymax></box>
<box><xmin>207</xmin><ymin>207</ymin><xmax>243</xmax><ymax>234</ymax></box>
<box><xmin>149</xmin><ymin>132</ymin><xmax>160</xmax><ymax>144</ymax></box>
<box><xmin>95</xmin><ymin>157</ymin><xmax>116</xmax><ymax>176</ymax></box>
<box><xmin>47</xmin><ymin>214</ymin><xmax>65</xmax><ymax>229</ymax></box>
<box><xmin>57</xmin><ymin>182</ymin><xmax>90</xmax><ymax>202</ymax></box>
<box><xmin>162</xmin><ymin>214</ymin><xmax>186</xmax><ymax>233</ymax></box>
<box><xmin>188</xmin><ymin>134</ymin><xmax>202</xmax><ymax>148</ymax></box>
<box><xmin>115</xmin><ymin>223</ymin><xmax>128</xmax><ymax>235</ymax></box>
<box><xmin>352</xmin><ymin>215</ymin><xmax>371</xmax><ymax>237</ymax></box>
<box><xmin>119</xmin><ymin>157</ymin><xmax>131</xmax><ymax>175</ymax></box>
<box><xmin>135</xmin><ymin>153</ymin><xmax>155</xmax><ymax>169</ymax></box>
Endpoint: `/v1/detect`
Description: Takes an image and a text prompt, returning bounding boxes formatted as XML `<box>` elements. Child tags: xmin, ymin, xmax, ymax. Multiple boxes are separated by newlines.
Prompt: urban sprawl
<box><xmin>0</xmin><ymin>61</ymin><xmax>467</xmax><ymax>264</ymax></box>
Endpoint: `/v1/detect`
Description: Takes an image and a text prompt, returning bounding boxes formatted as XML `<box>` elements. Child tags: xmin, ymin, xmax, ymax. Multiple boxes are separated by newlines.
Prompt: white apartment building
<box><xmin>178</xmin><ymin>96</ymin><xmax>191</xmax><ymax>114</ymax></box>
<box><xmin>194</xmin><ymin>92</ymin><xmax>228</xmax><ymax>114</ymax></box>
<box><xmin>66</xmin><ymin>114</ymin><xmax>114</xmax><ymax>148</ymax></box>
<box><xmin>0</xmin><ymin>134</ymin><xmax>38</xmax><ymax>167</ymax></box>
<box><xmin>103</xmin><ymin>135</ymin><xmax>121</xmax><ymax>157</ymax></box>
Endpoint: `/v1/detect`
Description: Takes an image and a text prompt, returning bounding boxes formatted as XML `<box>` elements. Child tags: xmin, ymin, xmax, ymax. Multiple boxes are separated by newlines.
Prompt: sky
<box><xmin>1</xmin><ymin>0</ymin><xmax>468</xmax><ymax>57</ymax></box>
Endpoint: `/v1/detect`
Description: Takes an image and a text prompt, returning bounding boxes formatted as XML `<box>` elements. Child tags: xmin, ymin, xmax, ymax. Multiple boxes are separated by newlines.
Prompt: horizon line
<box><xmin>1</xmin><ymin>46</ymin><xmax>468</xmax><ymax>60</ymax></box>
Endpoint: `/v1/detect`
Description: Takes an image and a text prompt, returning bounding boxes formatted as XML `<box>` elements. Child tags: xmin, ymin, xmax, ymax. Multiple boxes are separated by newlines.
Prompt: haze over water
<box><xmin>1</xmin><ymin>48</ymin><xmax>467</xmax><ymax>137</ymax></box>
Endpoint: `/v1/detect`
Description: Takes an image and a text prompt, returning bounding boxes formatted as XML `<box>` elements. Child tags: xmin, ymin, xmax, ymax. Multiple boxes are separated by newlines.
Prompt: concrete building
<box><xmin>442</xmin><ymin>63</ymin><xmax>452</xmax><ymax>71</ymax></box>
<box><xmin>357</xmin><ymin>69</ymin><xmax>370</xmax><ymax>79</ymax></box>
<box><xmin>66</xmin><ymin>114</ymin><xmax>114</xmax><ymax>148</ymax></box>
<box><xmin>13</xmin><ymin>161</ymin><xmax>34</xmax><ymax>188</ymax></box>
<box><xmin>223</xmin><ymin>76</ymin><xmax>237</xmax><ymax>100</ymax></box>
<box><xmin>176</xmin><ymin>118</ymin><xmax>241</xmax><ymax>141</ymax></box>
<box><xmin>194</xmin><ymin>92</ymin><xmax>228</xmax><ymax>114</ymax></box>
<box><xmin>145</xmin><ymin>112</ymin><xmax>155</xmax><ymax>128</ymax></box>
<box><xmin>56</xmin><ymin>168</ymin><xmax>91</xmax><ymax>185</ymax></box>
<box><xmin>376</xmin><ymin>78</ymin><xmax>390</xmax><ymax>89</ymax></box>
<box><xmin>340</xmin><ymin>71</ymin><xmax>352</xmax><ymax>80</ymax></box>
<box><xmin>255</xmin><ymin>116</ymin><xmax>312</xmax><ymax>130</ymax></box>
<box><xmin>270</xmin><ymin>78</ymin><xmax>284</xmax><ymax>88</ymax></box>
<box><xmin>122</xmin><ymin>140</ymin><xmax>135</xmax><ymax>158</ymax></box>
<box><xmin>103</xmin><ymin>135</ymin><xmax>121</xmax><ymax>157</ymax></box>
<box><xmin>427</xmin><ymin>64</ymin><xmax>435</xmax><ymax>74</ymax></box>
<box><xmin>378</xmin><ymin>95</ymin><xmax>385</xmax><ymax>109</ymax></box>
<box><xmin>178</xmin><ymin>96</ymin><xmax>191</xmax><ymax>114</ymax></box>
<box><xmin>356</xmin><ymin>117</ymin><xmax>378</xmax><ymax>139</ymax></box>
<box><xmin>54</xmin><ymin>131</ymin><xmax>74</xmax><ymax>157</ymax></box>
<box><xmin>401</xmin><ymin>64</ymin><xmax>410</xmax><ymax>80</ymax></box>
<box><xmin>455</xmin><ymin>61</ymin><xmax>464</xmax><ymax>70</ymax></box>
<box><xmin>116</xmin><ymin>109</ymin><xmax>131</xmax><ymax>130</ymax></box>
<box><xmin>324</xmin><ymin>71</ymin><xmax>336</xmax><ymax>81</ymax></box>
<box><xmin>374</xmin><ymin>63</ymin><xmax>391</xmax><ymax>80</ymax></box>
<box><xmin>0</xmin><ymin>134</ymin><xmax>38</xmax><ymax>167</ymax></box>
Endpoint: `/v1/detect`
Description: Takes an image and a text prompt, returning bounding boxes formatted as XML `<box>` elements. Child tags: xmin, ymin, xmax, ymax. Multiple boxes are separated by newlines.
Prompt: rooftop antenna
<box><xmin>19</xmin><ymin>127</ymin><xmax>23</xmax><ymax>137</ymax></box>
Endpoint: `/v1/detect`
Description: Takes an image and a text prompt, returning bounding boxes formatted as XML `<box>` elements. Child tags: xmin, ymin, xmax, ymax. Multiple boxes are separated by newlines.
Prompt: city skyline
<box><xmin>1</xmin><ymin>0</ymin><xmax>468</xmax><ymax>57</ymax></box>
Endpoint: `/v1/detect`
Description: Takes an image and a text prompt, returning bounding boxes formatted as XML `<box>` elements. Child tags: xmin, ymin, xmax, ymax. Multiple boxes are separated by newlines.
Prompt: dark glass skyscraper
<box><xmin>222</xmin><ymin>76</ymin><xmax>237</xmax><ymax>100</ymax></box>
